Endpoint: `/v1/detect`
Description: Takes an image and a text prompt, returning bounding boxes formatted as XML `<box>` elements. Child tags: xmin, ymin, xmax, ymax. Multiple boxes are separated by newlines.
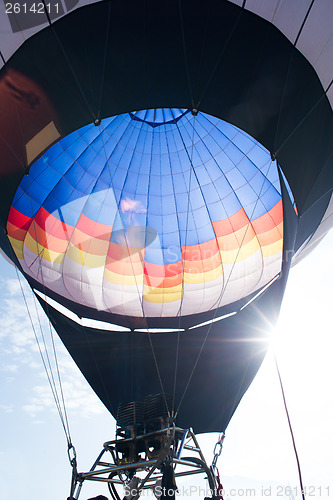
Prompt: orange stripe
<box><xmin>75</xmin><ymin>213</ymin><xmax>113</xmax><ymax>240</ymax></box>
<box><xmin>216</xmin><ymin>224</ymin><xmax>256</xmax><ymax>252</ymax></box>
<box><xmin>181</xmin><ymin>239</ymin><xmax>220</xmax><ymax>261</ymax></box>
<box><xmin>107</xmin><ymin>241</ymin><xmax>134</xmax><ymax>261</ymax></box>
<box><xmin>70</xmin><ymin>228</ymin><xmax>111</xmax><ymax>255</ymax></box>
<box><xmin>27</xmin><ymin>219</ymin><xmax>69</xmax><ymax>253</ymax></box>
<box><xmin>256</xmin><ymin>221</ymin><xmax>283</xmax><ymax>247</ymax></box>
<box><xmin>105</xmin><ymin>258</ymin><xmax>144</xmax><ymax>276</ymax></box>
<box><xmin>144</xmin><ymin>273</ymin><xmax>183</xmax><ymax>288</ymax></box>
<box><xmin>213</xmin><ymin>208</ymin><xmax>249</xmax><ymax>236</ymax></box>
<box><xmin>6</xmin><ymin>221</ymin><xmax>28</xmax><ymax>241</ymax></box>
<box><xmin>183</xmin><ymin>252</ymin><xmax>221</xmax><ymax>273</ymax></box>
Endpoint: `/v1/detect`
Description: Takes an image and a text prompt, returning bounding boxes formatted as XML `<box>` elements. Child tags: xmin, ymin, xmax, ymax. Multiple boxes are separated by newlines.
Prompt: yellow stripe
<box><xmin>219</xmin><ymin>236</ymin><xmax>260</xmax><ymax>264</ymax></box>
<box><xmin>66</xmin><ymin>243</ymin><xmax>106</xmax><ymax>268</ymax></box>
<box><xmin>261</xmin><ymin>239</ymin><xmax>283</xmax><ymax>257</ymax></box>
<box><xmin>143</xmin><ymin>289</ymin><xmax>183</xmax><ymax>303</ymax></box>
<box><xmin>104</xmin><ymin>267</ymin><xmax>144</xmax><ymax>286</ymax></box>
<box><xmin>24</xmin><ymin>233</ymin><xmax>65</xmax><ymax>264</ymax></box>
<box><xmin>8</xmin><ymin>236</ymin><xmax>24</xmax><ymax>260</ymax></box>
<box><xmin>183</xmin><ymin>265</ymin><xmax>223</xmax><ymax>284</ymax></box>
<box><xmin>143</xmin><ymin>283</ymin><xmax>183</xmax><ymax>295</ymax></box>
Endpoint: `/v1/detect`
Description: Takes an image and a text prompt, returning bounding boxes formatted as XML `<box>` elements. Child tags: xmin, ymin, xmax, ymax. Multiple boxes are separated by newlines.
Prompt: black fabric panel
<box><xmin>36</xmin><ymin>277</ymin><xmax>284</xmax><ymax>433</ymax></box>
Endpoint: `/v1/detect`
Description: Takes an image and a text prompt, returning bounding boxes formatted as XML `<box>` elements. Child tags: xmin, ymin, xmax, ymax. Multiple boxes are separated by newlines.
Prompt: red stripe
<box><xmin>144</xmin><ymin>260</ymin><xmax>183</xmax><ymax>278</ymax></box>
<box><xmin>34</xmin><ymin>206</ymin><xmax>74</xmax><ymax>240</ymax></box>
<box><xmin>7</xmin><ymin>207</ymin><xmax>31</xmax><ymax>231</ymax></box>
<box><xmin>251</xmin><ymin>200</ymin><xmax>283</xmax><ymax>234</ymax></box>
<box><xmin>144</xmin><ymin>273</ymin><xmax>183</xmax><ymax>288</ymax></box>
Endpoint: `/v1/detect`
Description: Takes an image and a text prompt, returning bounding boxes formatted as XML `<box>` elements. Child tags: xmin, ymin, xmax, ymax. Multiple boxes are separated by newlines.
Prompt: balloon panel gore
<box><xmin>7</xmin><ymin>109</ymin><xmax>292</xmax><ymax>319</ymax></box>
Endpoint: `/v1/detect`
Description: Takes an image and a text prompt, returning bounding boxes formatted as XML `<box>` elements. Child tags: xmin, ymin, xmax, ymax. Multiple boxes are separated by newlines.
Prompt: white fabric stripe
<box><xmin>21</xmin><ymin>239</ymin><xmax>282</xmax><ymax>316</ymax></box>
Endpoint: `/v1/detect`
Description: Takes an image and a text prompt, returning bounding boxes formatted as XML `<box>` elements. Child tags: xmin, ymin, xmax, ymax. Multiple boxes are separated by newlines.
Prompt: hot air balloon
<box><xmin>0</xmin><ymin>1</ymin><xmax>332</xmax><ymax>498</ymax></box>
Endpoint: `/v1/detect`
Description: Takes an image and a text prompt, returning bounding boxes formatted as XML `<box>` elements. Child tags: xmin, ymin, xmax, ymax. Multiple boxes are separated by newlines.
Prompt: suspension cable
<box><xmin>14</xmin><ymin>266</ymin><xmax>72</xmax><ymax>444</ymax></box>
<box><xmin>6</xmin><ymin>32</ymin><xmax>74</xmax><ymax>448</ymax></box>
<box><xmin>274</xmin><ymin>354</ymin><xmax>306</xmax><ymax>500</ymax></box>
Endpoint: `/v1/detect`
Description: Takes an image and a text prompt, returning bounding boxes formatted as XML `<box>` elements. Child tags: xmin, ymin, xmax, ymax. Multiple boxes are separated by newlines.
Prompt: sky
<box><xmin>0</xmin><ymin>229</ymin><xmax>332</xmax><ymax>500</ymax></box>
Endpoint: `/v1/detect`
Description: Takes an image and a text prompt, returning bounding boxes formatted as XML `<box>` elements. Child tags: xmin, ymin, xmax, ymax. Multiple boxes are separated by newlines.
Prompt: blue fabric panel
<box><xmin>13</xmin><ymin>109</ymin><xmax>283</xmax><ymax>258</ymax></box>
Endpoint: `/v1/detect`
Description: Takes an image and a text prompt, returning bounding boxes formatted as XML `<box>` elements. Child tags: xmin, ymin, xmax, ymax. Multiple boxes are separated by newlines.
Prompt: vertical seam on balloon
<box><xmin>97</xmin><ymin>0</ymin><xmax>112</xmax><ymax>120</ymax></box>
<box><xmin>217</xmin><ymin>156</ymin><xmax>276</xmax><ymax>308</ymax></box>
<box><xmin>196</xmin><ymin>6</ymin><xmax>244</xmax><ymax>109</ymax></box>
<box><xmin>163</xmin><ymin>115</ymin><xmax>184</xmax><ymax>317</ymax></box>
<box><xmin>326</xmin><ymin>78</ymin><xmax>333</xmax><ymax>95</ymax></box>
<box><xmin>271</xmin><ymin>0</ymin><xmax>283</xmax><ymax>23</ymax></box>
<box><xmin>174</xmin><ymin>111</ymin><xmax>197</xmax><ymax>318</ymax></box>
<box><xmin>207</xmin><ymin>115</ymin><xmax>283</xmax><ymax>261</ymax></box>
<box><xmin>51</xmin><ymin>134</ymin><xmax>100</xmax><ymax>304</ymax></box>
<box><xmin>194</xmin><ymin>0</ymin><xmax>213</xmax><ymax>107</ymax></box>
<box><xmin>128</xmin><ymin>117</ymin><xmax>150</xmax><ymax>318</ymax></box>
<box><xmin>94</xmin><ymin>115</ymin><xmax>136</xmax><ymax>315</ymax></box>
<box><xmin>101</xmin><ymin>115</ymin><xmax>145</xmax><ymax>317</ymax></box>
<box><xmin>273</xmin><ymin>43</ymin><xmax>297</xmax><ymax>155</ymax></box>
<box><xmin>32</xmin><ymin>124</ymin><xmax>108</xmax><ymax>305</ymax></box>
<box><xmin>294</xmin><ymin>0</ymin><xmax>315</xmax><ymax>48</ymax></box>
<box><xmin>177</xmin><ymin>0</ymin><xmax>194</xmax><ymax>107</ymax></box>
<box><xmin>40</xmin><ymin>0</ymin><xmax>53</xmax><ymax>26</ymax></box>
<box><xmin>181</xmin><ymin>111</ymin><xmax>224</xmax><ymax>312</ymax></box>
<box><xmin>199</xmin><ymin>115</ymin><xmax>264</xmax><ymax>305</ymax></box>
<box><xmin>40</xmin><ymin>7</ymin><xmax>97</xmax><ymax>122</ymax></box>
<box><xmin>48</xmin><ymin>122</ymin><xmax>109</xmax><ymax>303</ymax></box>
<box><xmin>73</xmin><ymin>146</ymin><xmax>114</xmax><ymax>314</ymax></box>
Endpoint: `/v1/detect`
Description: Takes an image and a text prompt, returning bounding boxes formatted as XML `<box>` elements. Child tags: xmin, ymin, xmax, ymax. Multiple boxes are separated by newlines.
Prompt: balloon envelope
<box><xmin>0</xmin><ymin>0</ymin><xmax>332</xmax><ymax>432</ymax></box>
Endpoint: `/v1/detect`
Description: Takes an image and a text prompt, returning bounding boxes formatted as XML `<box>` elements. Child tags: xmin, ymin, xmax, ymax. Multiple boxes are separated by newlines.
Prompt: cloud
<box><xmin>0</xmin><ymin>275</ymin><xmax>106</xmax><ymax>424</ymax></box>
<box><xmin>120</xmin><ymin>197</ymin><xmax>147</xmax><ymax>213</ymax></box>
<box><xmin>0</xmin><ymin>363</ymin><xmax>19</xmax><ymax>373</ymax></box>
<box><xmin>0</xmin><ymin>404</ymin><xmax>14</xmax><ymax>413</ymax></box>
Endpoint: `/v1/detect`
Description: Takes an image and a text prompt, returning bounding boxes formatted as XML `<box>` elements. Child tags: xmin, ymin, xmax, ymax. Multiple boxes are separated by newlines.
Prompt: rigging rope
<box><xmin>6</xmin><ymin>14</ymin><xmax>74</xmax><ymax>447</ymax></box>
<box><xmin>274</xmin><ymin>355</ymin><xmax>306</xmax><ymax>500</ymax></box>
<box><xmin>14</xmin><ymin>266</ymin><xmax>72</xmax><ymax>445</ymax></box>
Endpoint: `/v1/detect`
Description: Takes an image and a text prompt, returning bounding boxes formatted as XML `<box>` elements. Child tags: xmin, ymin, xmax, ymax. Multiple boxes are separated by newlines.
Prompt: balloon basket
<box><xmin>70</xmin><ymin>427</ymin><xmax>219</xmax><ymax>499</ymax></box>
